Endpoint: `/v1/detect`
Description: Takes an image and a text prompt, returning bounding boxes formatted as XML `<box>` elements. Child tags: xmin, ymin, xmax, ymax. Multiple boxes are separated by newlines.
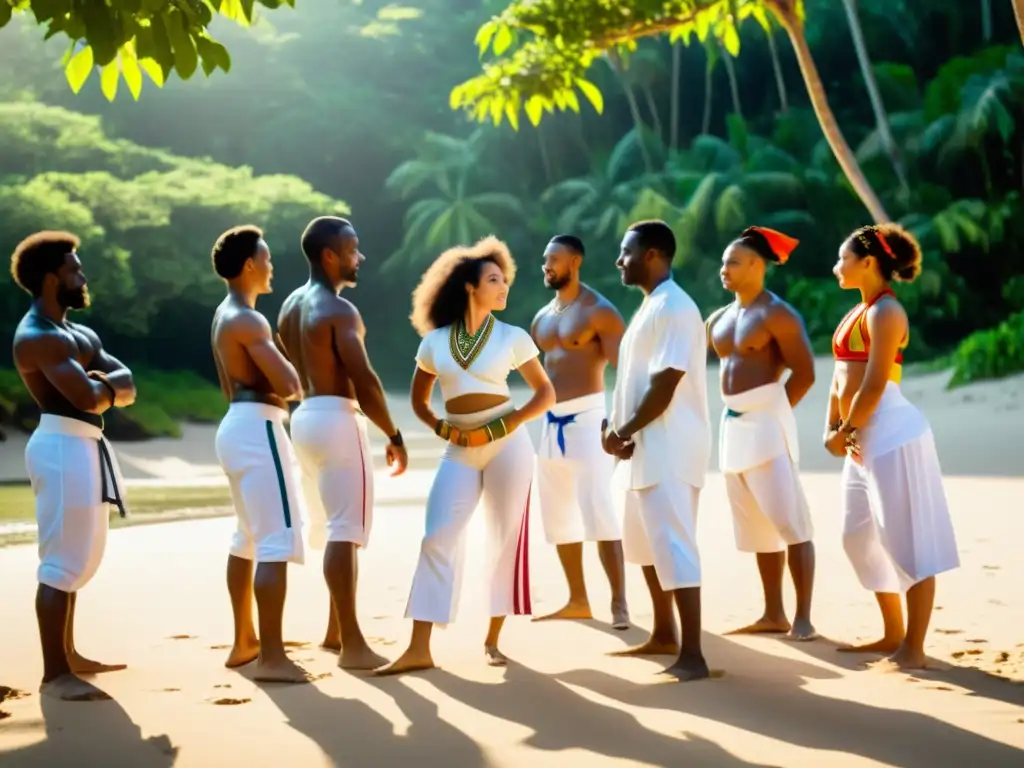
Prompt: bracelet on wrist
<box><xmin>389</xmin><ymin>430</ymin><xmax>404</xmax><ymax>448</ymax></box>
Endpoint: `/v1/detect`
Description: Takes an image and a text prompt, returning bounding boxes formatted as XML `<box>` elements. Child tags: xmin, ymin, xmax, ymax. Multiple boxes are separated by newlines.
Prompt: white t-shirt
<box><xmin>415</xmin><ymin>316</ymin><xmax>539</xmax><ymax>402</ymax></box>
<box><xmin>611</xmin><ymin>278</ymin><xmax>711</xmax><ymax>490</ymax></box>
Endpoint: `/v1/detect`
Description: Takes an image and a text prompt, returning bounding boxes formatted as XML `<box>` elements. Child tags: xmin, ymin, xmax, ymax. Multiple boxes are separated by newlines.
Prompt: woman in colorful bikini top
<box><xmin>826</xmin><ymin>221</ymin><xmax>921</xmax><ymax>459</ymax></box>
<box><xmin>823</xmin><ymin>222</ymin><xmax>960</xmax><ymax>672</ymax></box>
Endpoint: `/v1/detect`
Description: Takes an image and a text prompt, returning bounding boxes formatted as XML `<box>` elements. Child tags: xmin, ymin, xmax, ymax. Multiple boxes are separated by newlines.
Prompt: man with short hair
<box><xmin>210</xmin><ymin>225</ymin><xmax>309</xmax><ymax>684</ymax></box>
<box><xmin>530</xmin><ymin>234</ymin><xmax>629</xmax><ymax>629</ymax></box>
<box><xmin>707</xmin><ymin>226</ymin><xmax>818</xmax><ymax>640</ymax></box>
<box><xmin>278</xmin><ymin>216</ymin><xmax>408</xmax><ymax>670</ymax></box>
<box><xmin>11</xmin><ymin>230</ymin><xmax>136</xmax><ymax>701</ymax></box>
<box><xmin>603</xmin><ymin>219</ymin><xmax>713</xmax><ymax>682</ymax></box>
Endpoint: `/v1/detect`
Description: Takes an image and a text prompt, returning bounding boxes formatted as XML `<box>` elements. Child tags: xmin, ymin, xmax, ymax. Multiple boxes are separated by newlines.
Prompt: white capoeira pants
<box><xmin>291</xmin><ymin>396</ymin><xmax>373</xmax><ymax>550</ymax></box>
<box><xmin>719</xmin><ymin>382</ymin><xmax>813</xmax><ymax>553</ymax></box>
<box><xmin>615</xmin><ymin>460</ymin><xmax>702</xmax><ymax>591</ymax></box>
<box><xmin>26</xmin><ymin>414</ymin><xmax>129</xmax><ymax>593</ymax></box>
<box><xmin>215</xmin><ymin>402</ymin><xmax>306</xmax><ymax>565</ymax></box>
<box><xmin>841</xmin><ymin>383</ymin><xmax>960</xmax><ymax>594</ymax></box>
<box><xmin>535</xmin><ymin>392</ymin><xmax>622</xmax><ymax>545</ymax></box>
<box><xmin>404</xmin><ymin>402</ymin><xmax>534</xmax><ymax>625</ymax></box>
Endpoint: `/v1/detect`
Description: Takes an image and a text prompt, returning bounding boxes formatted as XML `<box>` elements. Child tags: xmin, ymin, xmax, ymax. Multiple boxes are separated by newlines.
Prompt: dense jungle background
<box><xmin>0</xmin><ymin>0</ymin><xmax>1021</xmax><ymax>438</ymax></box>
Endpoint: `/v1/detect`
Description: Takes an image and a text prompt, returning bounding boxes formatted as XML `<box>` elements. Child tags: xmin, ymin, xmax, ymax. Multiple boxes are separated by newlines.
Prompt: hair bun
<box><xmin>876</xmin><ymin>224</ymin><xmax>922</xmax><ymax>283</ymax></box>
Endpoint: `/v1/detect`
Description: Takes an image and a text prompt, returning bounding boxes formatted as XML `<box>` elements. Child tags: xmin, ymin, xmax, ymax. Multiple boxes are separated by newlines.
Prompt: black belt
<box><xmin>98</xmin><ymin>439</ymin><xmax>126</xmax><ymax>518</ymax></box>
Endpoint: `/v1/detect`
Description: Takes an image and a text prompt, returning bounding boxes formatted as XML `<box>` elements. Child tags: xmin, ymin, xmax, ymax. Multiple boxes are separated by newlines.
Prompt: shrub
<box><xmin>947</xmin><ymin>311</ymin><xmax>1024</xmax><ymax>389</ymax></box>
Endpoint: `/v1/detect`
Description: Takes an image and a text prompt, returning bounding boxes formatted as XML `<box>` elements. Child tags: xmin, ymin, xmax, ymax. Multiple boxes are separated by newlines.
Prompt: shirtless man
<box><xmin>278</xmin><ymin>216</ymin><xmax>408</xmax><ymax>670</ymax></box>
<box><xmin>706</xmin><ymin>226</ymin><xmax>818</xmax><ymax>640</ymax></box>
<box><xmin>11</xmin><ymin>231</ymin><xmax>136</xmax><ymax>701</ymax></box>
<box><xmin>210</xmin><ymin>225</ymin><xmax>310</xmax><ymax>683</ymax></box>
<box><xmin>530</xmin><ymin>235</ymin><xmax>629</xmax><ymax>629</ymax></box>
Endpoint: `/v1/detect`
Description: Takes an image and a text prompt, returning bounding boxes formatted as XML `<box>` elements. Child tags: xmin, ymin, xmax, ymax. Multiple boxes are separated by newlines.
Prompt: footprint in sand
<box><xmin>951</xmin><ymin>649</ymin><xmax>985</xmax><ymax>659</ymax></box>
<box><xmin>372</xmin><ymin>616</ymin><xmax>389</xmax><ymax>620</ymax></box>
<box><xmin>983</xmin><ymin>565</ymin><xmax>1001</xmax><ymax>571</ymax></box>
<box><xmin>161</xmin><ymin>688</ymin><xmax>181</xmax><ymax>693</ymax></box>
<box><xmin>929</xmin><ymin>685</ymin><xmax>954</xmax><ymax>691</ymax></box>
<box><xmin>936</xmin><ymin>628</ymin><xmax>963</xmax><ymax>635</ymax></box>
<box><xmin>310</xmin><ymin>672</ymin><xmax>332</xmax><ymax>682</ymax></box>
<box><xmin>214</xmin><ymin>684</ymin><xmax>232</xmax><ymax>689</ymax></box>
<box><xmin>966</xmin><ymin>638</ymin><xmax>988</xmax><ymax>644</ymax></box>
<box><xmin>988</xmin><ymin>599</ymin><xmax>1007</xmax><ymax>607</ymax></box>
<box><xmin>0</xmin><ymin>711</ymin><xmax>10</xmax><ymax>720</ymax></box>
<box><xmin>209</xmin><ymin>644</ymin><xmax>231</xmax><ymax>650</ymax></box>
<box><xmin>168</xmin><ymin>635</ymin><xmax>197</xmax><ymax>640</ymax></box>
<box><xmin>367</xmin><ymin>636</ymin><xmax>396</xmax><ymax>646</ymax></box>
<box><xmin>209</xmin><ymin>697</ymin><xmax>251</xmax><ymax>706</ymax></box>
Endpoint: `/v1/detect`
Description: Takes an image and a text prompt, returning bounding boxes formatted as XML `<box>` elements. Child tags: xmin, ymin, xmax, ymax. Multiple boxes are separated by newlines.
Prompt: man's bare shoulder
<box><xmin>764</xmin><ymin>293</ymin><xmax>806</xmax><ymax>326</ymax></box>
<box><xmin>582</xmin><ymin>285</ymin><xmax>624</xmax><ymax>321</ymax></box>
<box><xmin>706</xmin><ymin>303</ymin><xmax>732</xmax><ymax>329</ymax></box>
<box><xmin>12</xmin><ymin>318</ymin><xmax>71</xmax><ymax>368</ymax></box>
<box><xmin>219</xmin><ymin>303</ymin><xmax>271</xmax><ymax>340</ymax></box>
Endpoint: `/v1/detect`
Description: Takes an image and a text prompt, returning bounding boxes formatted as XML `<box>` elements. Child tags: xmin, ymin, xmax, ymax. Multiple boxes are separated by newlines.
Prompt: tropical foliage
<box><xmin>0</xmin><ymin>0</ymin><xmax>1020</xmax><ymax>439</ymax></box>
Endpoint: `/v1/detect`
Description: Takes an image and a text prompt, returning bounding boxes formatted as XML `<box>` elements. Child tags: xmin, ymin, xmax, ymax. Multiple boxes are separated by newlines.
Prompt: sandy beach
<box><xmin>0</xmin><ymin>360</ymin><xmax>1022</xmax><ymax>766</ymax></box>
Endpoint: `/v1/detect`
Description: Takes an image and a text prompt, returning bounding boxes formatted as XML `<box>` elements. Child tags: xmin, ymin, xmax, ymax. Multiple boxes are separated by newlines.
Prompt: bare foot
<box><xmin>373</xmin><ymin>648</ymin><xmax>436</xmax><ymax>677</ymax></box>
<box><xmin>339</xmin><ymin>646</ymin><xmax>389</xmax><ymax>670</ymax></box>
<box><xmin>611</xmin><ymin>600</ymin><xmax>630</xmax><ymax>630</ymax></box>
<box><xmin>40</xmin><ymin>674</ymin><xmax>111</xmax><ymax>702</ymax></box>
<box><xmin>531</xmin><ymin>602</ymin><xmax>593</xmax><ymax>622</ymax></box>
<box><xmin>320</xmin><ymin>639</ymin><xmax>341</xmax><ymax>653</ymax></box>
<box><xmin>608</xmin><ymin>636</ymin><xmax>679</xmax><ymax>657</ymax></box>
<box><xmin>837</xmin><ymin>637</ymin><xmax>904</xmax><ymax>654</ymax></box>
<box><xmin>725</xmin><ymin>616</ymin><xmax>791</xmax><ymax>635</ymax></box>
<box><xmin>869</xmin><ymin>646</ymin><xmax>929</xmax><ymax>672</ymax></box>
<box><xmin>785</xmin><ymin>618</ymin><xmax>819</xmax><ymax>642</ymax></box>
<box><xmin>485</xmin><ymin>645</ymin><xmax>509</xmax><ymax>667</ymax></box>
<box><xmin>224</xmin><ymin>638</ymin><xmax>260</xmax><ymax>669</ymax></box>
<box><xmin>253</xmin><ymin>657</ymin><xmax>312</xmax><ymax>684</ymax></box>
<box><xmin>659</xmin><ymin>653</ymin><xmax>711</xmax><ymax>682</ymax></box>
<box><xmin>68</xmin><ymin>652</ymin><xmax>127</xmax><ymax>675</ymax></box>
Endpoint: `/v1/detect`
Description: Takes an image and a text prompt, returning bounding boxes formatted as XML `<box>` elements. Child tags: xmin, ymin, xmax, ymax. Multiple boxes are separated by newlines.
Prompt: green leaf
<box><xmin>65</xmin><ymin>45</ymin><xmax>94</xmax><ymax>94</ymax></box>
<box><xmin>81</xmin><ymin>0</ymin><xmax>120</xmax><ymax>66</ymax></box>
<box><xmin>166</xmin><ymin>10</ymin><xmax>199</xmax><ymax>79</ymax></box>
<box><xmin>120</xmin><ymin>46</ymin><xmax>143</xmax><ymax>99</ymax></box>
<box><xmin>493</xmin><ymin>24</ymin><xmax>512</xmax><ymax>56</ymax></box>
<box><xmin>0</xmin><ymin>1</ymin><xmax>12</xmax><ymax>27</ymax></box>
<box><xmin>474</xmin><ymin>19</ymin><xmax>496</xmax><ymax>56</ymax></box>
<box><xmin>100</xmin><ymin>60</ymin><xmax>120</xmax><ymax>101</ymax></box>
<box><xmin>195</xmin><ymin>36</ymin><xmax>231</xmax><ymax>76</ymax></box>
<box><xmin>722</xmin><ymin>23</ymin><xmax>740</xmax><ymax>57</ymax></box>
<box><xmin>139</xmin><ymin>57</ymin><xmax>166</xmax><ymax>86</ymax></box>
<box><xmin>575</xmin><ymin>78</ymin><xmax>604</xmax><ymax>114</ymax></box>
<box><xmin>525</xmin><ymin>95</ymin><xmax>544</xmax><ymax>126</ymax></box>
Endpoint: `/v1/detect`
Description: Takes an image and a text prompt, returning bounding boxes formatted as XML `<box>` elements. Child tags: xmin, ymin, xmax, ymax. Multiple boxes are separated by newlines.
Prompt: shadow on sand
<box><xmin>543</xmin><ymin>631</ymin><xmax>1024</xmax><ymax>768</ymax></box>
<box><xmin>0</xmin><ymin>690</ymin><xmax>177</xmax><ymax>767</ymax></box>
<box><xmin>778</xmin><ymin>631</ymin><xmax>1024</xmax><ymax>709</ymax></box>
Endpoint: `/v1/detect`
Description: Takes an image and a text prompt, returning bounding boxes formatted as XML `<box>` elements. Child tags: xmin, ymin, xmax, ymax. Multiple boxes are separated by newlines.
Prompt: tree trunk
<box><xmin>702</xmin><ymin>56</ymin><xmax>714</xmax><ymax>134</ymax></box>
<box><xmin>670</xmin><ymin>42</ymin><xmax>681</xmax><ymax>150</ymax></box>
<box><xmin>768</xmin><ymin>0</ymin><xmax>890</xmax><ymax>223</ymax></box>
<box><xmin>537</xmin><ymin>121</ymin><xmax>554</xmax><ymax>186</ymax></box>
<box><xmin>841</xmin><ymin>0</ymin><xmax>909</xmax><ymax>196</ymax></box>
<box><xmin>719</xmin><ymin>39</ymin><xmax>744</xmax><ymax>118</ymax></box>
<box><xmin>1014</xmin><ymin>0</ymin><xmax>1024</xmax><ymax>47</ymax></box>
<box><xmin>608</xmin><ymin>52</ymin><xmax>654</xmax><ymax>172</ymax></box>
<box><xmin>642</xmin><ymin>83</ymin><xmax>664</xmax><ymax>143</ymax></box>
<box><xmin>982</xmin><ymin>0</ymin><xmax>992</xmax><ymax>41</ymax></box>
<box><xmin>765</xmin><ymin>26</ymin><xmax>789</xmax><ymax>113</ymax></box>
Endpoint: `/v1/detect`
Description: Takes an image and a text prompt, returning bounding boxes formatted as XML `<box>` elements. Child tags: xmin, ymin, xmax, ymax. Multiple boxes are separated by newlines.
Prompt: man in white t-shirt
<box><xmin>602</xmin><ymin>219</ymin><xmax>713</xmax><ymax>682</ymax></box>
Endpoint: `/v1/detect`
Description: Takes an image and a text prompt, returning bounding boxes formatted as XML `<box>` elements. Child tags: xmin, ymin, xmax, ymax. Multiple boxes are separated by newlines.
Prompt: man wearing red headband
<box><xmin>707</xmin><ymin>226</ymin><xmax>818</xmax><ymax>641</ymax></box>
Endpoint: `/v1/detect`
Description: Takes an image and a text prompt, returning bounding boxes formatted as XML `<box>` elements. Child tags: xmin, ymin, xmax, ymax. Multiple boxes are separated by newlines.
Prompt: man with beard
<box><xmin>706</xmin><ymin>227</ymin><xmax>817</xmax><ymax>640</ymax></box>
<box><xmin>529</xmin><ymin>235</ymin><xmax>629</xmax><ymax>629</ymax></box>
<box><xmin>11</xmin><ymin>231</ymin><xmax>136</xmax><ymax>701</ymax></box>
<box><xmin>210</xmin><ymin>225</ymin><xmax>310</xmax><ymax>684</ymax></box>
<box><xmin>277</xmin><ymin>216</ymin><xmax>408</xmax><ymax>671</ymax></box>
<box><xmin>603</xmin><ymin>220</ymin><xmax>713</xmax><ymax>682</ymax></box>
